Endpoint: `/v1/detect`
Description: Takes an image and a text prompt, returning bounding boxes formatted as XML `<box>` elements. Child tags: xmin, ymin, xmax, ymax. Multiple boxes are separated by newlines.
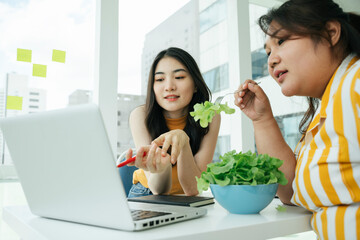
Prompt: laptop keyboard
<box><xmin>131</xmin><ymin>209</ymin><xmax>171</xmax><ymax>221</ymax></box>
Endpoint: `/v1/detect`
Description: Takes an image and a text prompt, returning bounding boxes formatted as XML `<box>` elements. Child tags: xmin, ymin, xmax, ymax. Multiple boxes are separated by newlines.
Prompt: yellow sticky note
<box><xmin>52</xmin><ymin>49</ymin><xmax>66</xmax><ymax>63</ymax></box>
<box><xmin>17</xmin><ymin>48</ymin><xmax>32</xmax><ymax>62</ymax></box>
<box><xmin>33</xmin><ymin>64</ymin><xmax>47</xmax><ymax>78</ymax></box>
<box><xmin>6</xmin><ymin>96</ymin><xmax>23</xmax><ymax>110</ymax></box>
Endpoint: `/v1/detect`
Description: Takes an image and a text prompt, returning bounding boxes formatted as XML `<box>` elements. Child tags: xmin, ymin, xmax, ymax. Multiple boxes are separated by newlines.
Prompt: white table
<box><xmin>3</xmin><ymin>199</ymin><xmax>312</xmax><ymax>240</ymax></box>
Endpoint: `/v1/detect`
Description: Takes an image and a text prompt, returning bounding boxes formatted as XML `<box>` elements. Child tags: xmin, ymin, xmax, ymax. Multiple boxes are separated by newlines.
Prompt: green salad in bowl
<box><xmin>197</xmin><ymin>150</ymin><xmax>288</xmax><ymax>191</ymax></box>
<box><xmin>196</xmin><ymin>151</ymin><xmax>288</xmax><ymax>214</ymax></box>
<box><xmin>191</xmin><ymin>100</ymin><xmax>288</xmax><ymax>213</ymax></box>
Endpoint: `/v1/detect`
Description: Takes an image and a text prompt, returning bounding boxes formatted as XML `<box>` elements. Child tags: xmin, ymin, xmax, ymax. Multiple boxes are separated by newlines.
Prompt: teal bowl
<box><xmin>210</xmin><ymin>184</ymin><xmax>278</xmax><ymax>214</ymax></box>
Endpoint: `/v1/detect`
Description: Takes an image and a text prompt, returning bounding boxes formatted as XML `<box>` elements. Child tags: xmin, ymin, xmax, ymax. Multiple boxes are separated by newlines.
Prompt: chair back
<box><xmin>117</xmin><ymin>150</ymin><xmax>138</xmax><ymax>197</ymax></box>
<box><xmin>119</xmin><ymin>166</ymin><xmax>137</xmax><ymax>197</ymax></box>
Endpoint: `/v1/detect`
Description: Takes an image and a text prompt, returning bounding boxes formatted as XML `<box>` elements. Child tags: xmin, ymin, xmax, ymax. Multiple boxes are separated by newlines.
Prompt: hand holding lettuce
<box><xmin>190</xmin><ymin>101</ymin><xmax>235</xmax><ymax>128</ymax></box>
<box><xmin>196</xmin><ymin>150</ymin><xmax>288</xmax><ymax>193</ymax></box>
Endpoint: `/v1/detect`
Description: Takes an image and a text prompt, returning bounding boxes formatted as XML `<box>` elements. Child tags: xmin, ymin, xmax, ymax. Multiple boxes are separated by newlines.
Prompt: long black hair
<box><xmin>258</xmin><ymin>0</ymin><xmax>360</xmax><ymax>135</ymax></box>
<box><xmin>145</xmin><ymin>47</ymin><xmax>211</xmax><ymax>155</ymax></box>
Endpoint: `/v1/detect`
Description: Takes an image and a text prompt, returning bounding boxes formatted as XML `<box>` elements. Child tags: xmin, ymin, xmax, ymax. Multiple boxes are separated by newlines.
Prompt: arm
<box><xmin>179</xmin><ymin>113</ymin><xmax>221</xmax><ymax>195</ymax></box>
<box><xmin>153</xmin><ymin>114</ymin><xmax>221</xmax><ymax>196</ymax></box>
<box><xmin>234</xmin><ymin>80</ymin><xmax>296</xmax><ymax>205</ymax></box>
<box><xmin>128</xmin><ymin>106</ymin><xmax>173</xmax><ymax>195</ymax></box>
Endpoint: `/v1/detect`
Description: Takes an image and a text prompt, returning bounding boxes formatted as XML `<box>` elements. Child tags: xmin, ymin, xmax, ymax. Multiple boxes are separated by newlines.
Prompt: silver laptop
<box><xmin>0</xmin><ymin>103</ymin><xmax>206</xmax><ymax>231</ymax></box>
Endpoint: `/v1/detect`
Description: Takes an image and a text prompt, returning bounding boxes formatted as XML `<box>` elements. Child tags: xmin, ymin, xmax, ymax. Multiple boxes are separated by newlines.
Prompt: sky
<box><xmin>0</xmin><ymin>0</ymin><xmax>189</xmax><ymax>110</ymax></box>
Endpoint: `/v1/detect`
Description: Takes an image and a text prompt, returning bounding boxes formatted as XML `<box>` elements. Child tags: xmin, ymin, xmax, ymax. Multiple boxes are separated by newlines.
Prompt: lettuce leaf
<box><xmin>197</xmin><ymin>150</ymin><xmax>288</xmax><ymax>193</ymax></box>
<box><xmin>190</xmin><ymin>101</ymin><xmax>235</xmax><ymax>128</ymax></box>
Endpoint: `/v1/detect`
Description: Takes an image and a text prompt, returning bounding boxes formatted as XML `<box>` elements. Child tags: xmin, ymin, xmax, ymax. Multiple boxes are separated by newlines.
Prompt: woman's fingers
<box><xmin>247</xmin><ymin>82</ymin><xmax>269</xmax><ymax>104</ymax></box>
<box><xmin>152</xmin><ymin>135</ymin><xmax>163</xmax><ymax>146</ymax></box>
<box><xmin>153</xmin><ymin>134</ymin><xmax>169</xmax><ymax>157</ymax></box>
<box><xmin>132</xmin><ymin>144</ymin><xmax>172</xmax><ymax>173</ymax></box>
<box><xmin>125</xmin><ymin>148</ymin><xmax>133</xmax><ymax>160</ymax></box>
<box><xmin>169</xmin><ymin>140</ymin><xmax>179</xmax><ymax>165</ymax></box>
<box><xmin>168</xmin><ymin>131</ymin><xmax>187</xmax><ymax>164</ymax></box>
<box><xmin>235</xmin><ymin>80</ymin><xmax>265</xmax><ymax>108</ymax></box>
<box><xmin>234</xmin><ymin>81</ymin><xmax>249</xmax><ymax>107</ymax></box>
<box><xmin>146</xmin><ymin>130</ymin><xmax>189</xmax><ymax>168</ymax></box>
<box><xmin>148</xmin><ymin>143</ymin><xmax>170</xmax><ymax>173</ymax></box>
<box><xmin>132</xmin><ymin>146</ymin><xmax>146</xmax><ymax>168</ymax></box>
<box><xmin>155</xmin><ymin>147</ymin><xmax>162</xmax><ymax>165</ymax></box>
<box><xmin>155</xmin><ymin>147</ymin><xmax>166</xmax><ymax>171</ymax></box>
<box><xmin>124</xmin><ymin>148</ymin><xmax>134</xmax><ymax>166</ymax></box>
<box><xmin>240</xmin><ymin>85</ymin><xmax>256</xmax><ymax>108</ymax></box>
<box><xmin>146</xmin><ymin>143</ymin><xmax>157</xmax><ymax>173</ymax></box>
<box><xmin>161</xmin><ymin>139</ymin><xmax>171</xmax><ymax>157</ymax></box>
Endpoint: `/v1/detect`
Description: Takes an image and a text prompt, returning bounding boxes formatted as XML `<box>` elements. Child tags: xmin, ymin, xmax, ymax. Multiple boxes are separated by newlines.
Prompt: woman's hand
<box><xmin>234</xmin><ymin>79</ymin><xmax>273</xmax><ymax>122</ymax></box>
<box><xmin>152</xmin><ymin>129</ymin><xmax>190</xmax><ymax>165</ymax></box>
<box><xmin>126</xmin><ymin>144</ymin><xmax>171</xmax><ymax>173</ymax></box>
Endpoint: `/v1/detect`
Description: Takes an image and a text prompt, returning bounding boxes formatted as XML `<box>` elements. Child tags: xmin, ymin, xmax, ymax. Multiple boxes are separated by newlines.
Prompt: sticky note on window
<box><xmin>52</xmin><ymin>49</ymin><xmax>66</xmax><ymax>63</ymax></box>
<box><xmin>6</xmin><ymin>96</ymin><xmax>23</xmax><ymax>110</ymax></box>
<box><xmin>33</xmin><ymin>64</ymin><xmax>47</xmax><ymax>78</ymax></box>
<box><xmin>17</xmin><ymin>48</ymin><xmax>32</xmax><ymax>62</ymax></box>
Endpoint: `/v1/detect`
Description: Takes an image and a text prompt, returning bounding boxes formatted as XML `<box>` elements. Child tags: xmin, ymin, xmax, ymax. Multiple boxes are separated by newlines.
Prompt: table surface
<box><xmin>3</xmin><ymin>198</ymin><xmax>312</xmax><ymax>240</ymax></box>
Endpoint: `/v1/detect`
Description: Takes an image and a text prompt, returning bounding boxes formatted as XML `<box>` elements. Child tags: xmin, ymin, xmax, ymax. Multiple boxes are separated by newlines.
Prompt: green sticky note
<box><xmin>17</xmin><ymin>48</ymin><xmax>32</xmax><ymax>62</ymax></box>
<box><xmin>33</xmin><ymin>64</ymin><xmax>47</xmax><ymax>78</ymax></box>
<box><xmin>6</xmin><ymin>96</ymin><xmax>23</xmax><ymax>110</ymax></box>
<box><xmin>52</xmin><ymin>49</ymin><xmax>66</xmax><ymax>63</ymax></box>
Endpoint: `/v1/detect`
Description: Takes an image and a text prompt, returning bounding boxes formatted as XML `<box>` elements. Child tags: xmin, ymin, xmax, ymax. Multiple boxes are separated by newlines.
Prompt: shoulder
<box><xmin>331</xmin><ymin>58</ymin><xmax>360</xmax><ymax>116</ymax></box>
<box><xmin>347</xmin><ymin>57</ymin><xmax>360</xmax><ymax>77</ymax></box>
<box><xmin>344</xmin><ymin>56</ymin><xmax>360</xmax><ymax>82</ymax></box>
<box><xmin>129</xmin><ymin>105</ymin><xmax>146</xmax><ymax>124</ymax></box>
<box><xmin>130</xmin><ymin>105</ymin><xmax>146</xmax><ymax>118</ymax></box>
<box><xmin>332</xmin><ymin>57</ymin><xmax>360</xmax><ymax>96</ymax></box>
<box><xmin>344</xmin><ymin>58</ymin><xmax>360</xmax><ymax>96</ymax></box>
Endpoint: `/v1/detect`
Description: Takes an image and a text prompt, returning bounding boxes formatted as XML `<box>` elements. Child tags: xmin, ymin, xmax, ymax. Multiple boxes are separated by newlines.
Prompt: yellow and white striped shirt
<box><xmin>292</xmin><ymin>53</ymin><xmax>360</xmax><ymax>240</ymax></box>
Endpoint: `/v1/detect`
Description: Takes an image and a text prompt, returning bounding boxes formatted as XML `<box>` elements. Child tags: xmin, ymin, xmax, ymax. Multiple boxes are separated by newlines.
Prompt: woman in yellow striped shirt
<box><xmin>234</xmin><ymin>0</ymin><xmax>360</xmax><ymax>239</ymax></box>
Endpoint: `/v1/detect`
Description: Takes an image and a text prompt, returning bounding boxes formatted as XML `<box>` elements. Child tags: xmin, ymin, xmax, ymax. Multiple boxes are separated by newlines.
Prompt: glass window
<box><xmin>275</xmin><ymin>113</ymin><xmax>305</xmax><ymax>151</ymax></box>
<box><xmin>203</xmin><ymin>63</ymin><xmax>229</xmax><ymax>93</ymax></box>
<box><xmin>116</xmin><ymin>94</ymin><xmax>145</xmax><ymax>156</ymax></box>
<box><xmin>199</xmin><ymin>0</ymin><xmax>227</xmax><ymax>34</ymax></box>
<box><xmin>249</xmin><ymin>3</ymin><xmax>308</xmax><ymax>152</ymax></box>
<box><xmin>0</xmin><ymin>0</ymin><xmax>95</xmax><ymax>168</ymax></box>
<box><xmin>213</xmin><ymin>135</ymin><xmax>230</xmax><ymax>162</ymax></box>
<box><xmin>251</xmin><ymin>48</ymin><xmax>268</xmax><ymax>80</ymax></box>
<box><xmin>199</xmin><ymin>0</ymin><xmax>232</xmax><ymax>151</ymax></box>
<box><xmin>249</xmin><ymin>3</ymin><xmax>269</xmax><ymax>81</ymax></box>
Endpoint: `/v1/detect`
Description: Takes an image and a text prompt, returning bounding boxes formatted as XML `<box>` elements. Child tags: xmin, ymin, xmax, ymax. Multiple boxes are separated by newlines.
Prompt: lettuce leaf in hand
<box><xmin>190</xmin><ymin>101</ymin><xmax>235</xmax><ymax>128</ymax></box>
<box><xmin>196</xmin><ymin>150</ymin><xmax>288</xmax><ymax>194</ymax></box>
